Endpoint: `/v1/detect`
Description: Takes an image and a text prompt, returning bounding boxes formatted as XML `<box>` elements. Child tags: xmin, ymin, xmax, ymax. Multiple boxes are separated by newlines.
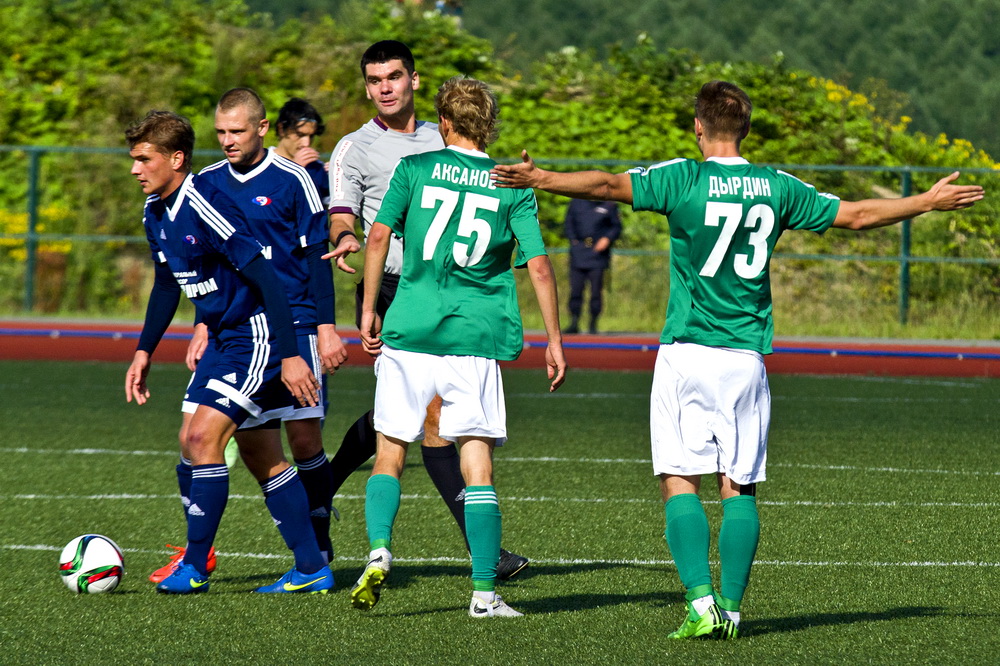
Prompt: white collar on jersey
<box><xmin>446</xmin><ymin>145</ymin><xmax>489</xmax><ymax>159</ymax></box>
<box><xmin>166</xmin><ymin>173</ymin><xmax>195</xmax><ymax>222</ymax></box>
<box><xmin>706</xmin><ymin>156</ymin><xmax>750</xmax><ymax>166</ymax></box>
<box><xmin>225</xmin><ymin>149</ymin><xmax>276</xmax><ymax>183</ymax></box>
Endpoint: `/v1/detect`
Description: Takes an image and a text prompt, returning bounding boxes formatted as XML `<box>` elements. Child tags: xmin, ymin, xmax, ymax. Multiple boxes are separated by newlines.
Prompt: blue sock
<box><xmin>262</xmin><ymin>466</ymin><xmax>325</xmax><ymax>575</ymax></box>
<box><xmin>176</xmin><ymin>457</ymin><xmax>192</xmax><ymax>525</ymax></box>
<box><xmin>186</xmin><ymin>464</ymin><xmax>228</xmax><ymax>576</ymax></box>
<box><xmin>293</xmin><ymin>450</ymin><xmax>335</xmax><ymax>559</ymax></box>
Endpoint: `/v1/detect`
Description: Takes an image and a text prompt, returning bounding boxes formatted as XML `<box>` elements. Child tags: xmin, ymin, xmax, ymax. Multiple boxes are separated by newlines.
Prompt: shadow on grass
<box><xmin>505</xmin><ymin>561</ymin><xmax>677</xmax><ymax>582</ymax></box>
<box><xmin>316</xmin><ymin>561</ymin><xmax>682</xmax><ymax>617</ymax></box>
<box><xmin>220</xmin><ymin>561</ymin><xmax>682</xmax><ymax>607</ymax></box>
<box><xmin>369</xmin><ymin>588</ymin><xmax>686</xmax><ymax>618</ymax></box>
<box><xmin>746</xmin><ymin>606</ymin><xmax>947</xmax><ymax>637</ymax></box>
<box><xmin>517</xmin><ymin>589</ymin><xmax>685</xmax><ymax>614</ymax></box>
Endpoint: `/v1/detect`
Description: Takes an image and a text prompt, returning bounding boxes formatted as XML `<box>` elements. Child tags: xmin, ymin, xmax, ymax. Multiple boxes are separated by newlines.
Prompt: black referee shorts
<box><xmin>354</xmin><ymin>272</ymin><xmax>400</xmax><ymax>328</ymax></box>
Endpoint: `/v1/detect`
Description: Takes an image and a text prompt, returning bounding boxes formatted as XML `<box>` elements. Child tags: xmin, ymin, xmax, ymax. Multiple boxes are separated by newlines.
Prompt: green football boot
<box><xmin>716</xmin><ymin>617</ymin><xmax>740</xmax><ymax>640</ymax></box>
<box><xmin>667</xmin><ymin>604</ymin><xmax>724</xmax><ymax>639</ymax></box>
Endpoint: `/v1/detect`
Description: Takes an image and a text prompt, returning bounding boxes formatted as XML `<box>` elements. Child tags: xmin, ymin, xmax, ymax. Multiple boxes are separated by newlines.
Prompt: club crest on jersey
<box><xmin>184</xmin><ymin>235</ymin><xmax>198</xmax><ymax>245</ymax></box>
<box><xmin>253</xmin><ymin>196</ymin><xmax>272</xmax><ymax>206</ymax></box>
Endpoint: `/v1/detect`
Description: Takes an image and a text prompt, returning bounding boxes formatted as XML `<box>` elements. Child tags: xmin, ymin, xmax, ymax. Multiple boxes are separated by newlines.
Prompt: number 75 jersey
<box><xmin>375</xmin><ymin>145</ymin><xmax>547</xmax><ymax>361</ymax></box>
<box><xmin>629</xmin><ymin>156</ymin><xmax>841</xmax><ymax>354</ymax></box>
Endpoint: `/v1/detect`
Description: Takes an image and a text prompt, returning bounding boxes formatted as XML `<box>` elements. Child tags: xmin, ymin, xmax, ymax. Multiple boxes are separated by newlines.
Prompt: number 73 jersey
<box><xmin>630</xmin><ymin>156</ymin><xmax>841</xmax><ymax>354</ymax></box>
<box><xmin>375</xmin><ymin>145</ymin><xmax>547</xmax><ymax>360</ymax></box>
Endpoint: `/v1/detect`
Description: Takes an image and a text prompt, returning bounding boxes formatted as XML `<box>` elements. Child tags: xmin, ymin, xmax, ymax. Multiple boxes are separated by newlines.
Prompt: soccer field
<box><xmin>1</xmin><ymin>361</ymin><xmax>998</xmax><ymax>663</ymax></box>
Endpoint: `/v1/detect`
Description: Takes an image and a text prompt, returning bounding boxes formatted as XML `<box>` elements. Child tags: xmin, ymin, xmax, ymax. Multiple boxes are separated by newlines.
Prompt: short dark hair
<box><xmin>217</xmin><ymin>87</ymin><xmax>267</xmax><ymax>125</ymax></box>
<box><xmin>695</xmin><ymin>80</ymin><xmax>752</xmax><ymax>142</ymax></box>
<box><xmin>275</xmin><ymin>98</ymin><xmax>325</xmax><ymax>137</ymax></box>
<box><xmin>360</xmin><ymin>40</ymin><xmax>415</xmax><ymax>75</ymax></box>
<box><xmin>125</xmin><ymin>110</ymin><xmax>195</xmax><ymax>168</ymax></box>
<box><xmin>434</xmin><ymin>77</ymin><xmax>499</xmax><ymax>149</ymax></box>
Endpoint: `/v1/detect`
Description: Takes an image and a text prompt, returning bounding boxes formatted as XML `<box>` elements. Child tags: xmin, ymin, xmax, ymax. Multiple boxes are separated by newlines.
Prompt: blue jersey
<box><xmin>143</xmin><ymin>173</ymin><xmax>268</xmax><ymax>334</ymax></box>
<box><xmin>199</xmin><ymin>149</ymin><xmax>329</xmax><ymax>328</ymax></box>
<box><xmin>304</xmin><ymin>159</ymin><xmax>330</xmax><ymax>205</ymax></box>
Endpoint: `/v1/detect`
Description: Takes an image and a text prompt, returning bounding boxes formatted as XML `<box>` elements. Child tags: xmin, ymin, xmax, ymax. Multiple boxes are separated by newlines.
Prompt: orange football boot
<box><xmin>149</xmin><ymin>544</ymin><xmax>217</xmax><ymax>583</ymax></box>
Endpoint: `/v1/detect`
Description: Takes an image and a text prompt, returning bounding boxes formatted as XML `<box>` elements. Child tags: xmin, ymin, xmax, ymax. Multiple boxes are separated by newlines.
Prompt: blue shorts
<box><xmin>284</xmin><ymin>327</ymin><xmax>327</xmax><ymax>422</ymax></box>
<box><xmin>182</xmin><ymin>313</ymin><xmax>295</xmax><ymax>429</ymax></box>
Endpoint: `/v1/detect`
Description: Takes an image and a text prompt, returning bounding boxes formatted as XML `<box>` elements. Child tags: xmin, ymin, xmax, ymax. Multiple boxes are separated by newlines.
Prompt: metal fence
<box><xmin>2</xmin><ymin>145</ymin><xmax>998</xmax><ymax>325</ymax></box>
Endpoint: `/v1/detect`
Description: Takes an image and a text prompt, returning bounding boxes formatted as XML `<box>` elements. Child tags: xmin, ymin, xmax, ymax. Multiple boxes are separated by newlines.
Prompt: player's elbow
<box><xmin>832</xmin><ymin>203</ymin><xmax>872</xmax><ymax>231</ymax></box>
<box><xmin>526</xmin><ymin>255</ymin><xmax>555</xmax><ymax>283</ymax></box>
<box><xmin>368</xmin><ymin>221</ymin><xmax>391</xmax><ymax>245</ymax></box>
<box><xmin>607</xmin><ymin>176</ymin><xmax>634</xmax><ymax>205</ymax></box>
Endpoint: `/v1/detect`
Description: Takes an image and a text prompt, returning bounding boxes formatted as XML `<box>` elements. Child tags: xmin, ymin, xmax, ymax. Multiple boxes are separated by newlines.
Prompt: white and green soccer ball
<box><xmin>58</xmin><ymin>534</ymin><xmax>124</xmax><ymax>594</ymax></box>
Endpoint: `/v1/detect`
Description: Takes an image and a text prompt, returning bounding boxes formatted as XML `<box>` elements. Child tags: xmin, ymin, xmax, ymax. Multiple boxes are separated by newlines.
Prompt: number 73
<box><xmin>698</xmin><ymin>201</ymin><xmax>775</xmax><ymax>279</ymax></box>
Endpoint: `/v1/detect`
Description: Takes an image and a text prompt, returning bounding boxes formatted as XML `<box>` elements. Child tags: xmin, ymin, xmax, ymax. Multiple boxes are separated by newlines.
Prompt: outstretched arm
<box><xmin>525</xmin><ymin>254</ymin><xmax>567</xmax><ymax>392</ymax></box>
<box><xmin>324</xmin><ymin>212</ymin><xmax>362</xmax><ymax>274</ymax></box>
<box><xmin>492</xmin><ymin>150</ymin><xmax>634</xmax><ymax>205</ymax></box>
<box><xmin>833</xmin><ymin>172</ymin><xmax>983</xmax><ymax>230</ymax></box>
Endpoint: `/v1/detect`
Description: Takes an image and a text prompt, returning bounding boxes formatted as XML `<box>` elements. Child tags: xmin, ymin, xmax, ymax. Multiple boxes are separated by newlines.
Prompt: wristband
<box><xmin>335</xmin><ymin>230</ymin><xmax>357</xmax><ymax>246</ymax></box>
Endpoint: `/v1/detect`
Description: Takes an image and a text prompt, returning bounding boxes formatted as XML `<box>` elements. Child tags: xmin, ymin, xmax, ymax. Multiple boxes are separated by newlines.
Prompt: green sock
<box><xmin>464</xmin><ymin>485</ymin><xmax>501</xmax><ymax>593</ymax></box>
<box><xmin>365</xmin><ymin>474</ymin><xmax>401</xmax><ymax>551</ymax></box>
<box><xmin>718</xmin><ymin>495</ymin><xmax>760</xmax><ymax>609</ymax></box>
<box><xmin>665</xmin><ymin>493</ymin><xmax>713</xmax><ymax>608</ymax></box>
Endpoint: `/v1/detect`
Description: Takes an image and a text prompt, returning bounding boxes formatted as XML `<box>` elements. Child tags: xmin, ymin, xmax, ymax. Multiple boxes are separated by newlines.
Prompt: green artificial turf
<box><xmin>1</xmin><ymin>362</ymin><xmax>997</xmax><ymax>664</ymax></box>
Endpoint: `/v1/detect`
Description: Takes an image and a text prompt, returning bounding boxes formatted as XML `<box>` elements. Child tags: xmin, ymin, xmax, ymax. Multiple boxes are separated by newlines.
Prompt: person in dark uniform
<box><xmin>563</xmin><ymin>198</ymin><xmax>622</xmax><ymax>334</ymax></box>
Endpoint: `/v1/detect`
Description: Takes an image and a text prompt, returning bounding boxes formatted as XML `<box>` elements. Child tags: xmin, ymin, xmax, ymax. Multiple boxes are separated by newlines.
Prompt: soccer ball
<box><xmin>58</xmin><ymin>534</ymin><xmax>124</xmax><ymax>594</ymax></box>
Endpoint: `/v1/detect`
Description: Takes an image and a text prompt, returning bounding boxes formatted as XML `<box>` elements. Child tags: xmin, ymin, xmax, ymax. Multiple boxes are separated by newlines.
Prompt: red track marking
<box><xmin>1</xmin><ymin>320</ymin><xmax>998</xmax><ymax>378</ymax></box>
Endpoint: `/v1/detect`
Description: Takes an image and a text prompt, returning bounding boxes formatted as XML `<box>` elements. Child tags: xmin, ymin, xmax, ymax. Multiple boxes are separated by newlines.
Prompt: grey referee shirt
<box><xmin>328</xmin><ymin>117</ymin><xmax>443</xmax><ymax>275</ymax></box>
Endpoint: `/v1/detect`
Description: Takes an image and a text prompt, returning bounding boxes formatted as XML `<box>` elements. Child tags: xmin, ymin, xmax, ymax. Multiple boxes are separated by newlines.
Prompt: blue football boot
<box><xmin>156</xmin><ymin>562</ymin><xmax>210</xmax><ymax>594</ymax></box>
<box><xmin>254</xmin><ymin>565</ymin><xmax>333</xmax><ymax>594</ymax></box>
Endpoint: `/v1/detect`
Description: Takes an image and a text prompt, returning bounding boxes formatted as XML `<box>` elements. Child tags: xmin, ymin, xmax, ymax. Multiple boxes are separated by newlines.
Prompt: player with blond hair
<box><xmin>350</xmin><ymin>76</ymin><xmax>567</xmax><ymax>617</ymax></box>
<box><xmin>325</xmin><ymin>40</ymin><xmax>530</xmax><ymax>579</ymax></box>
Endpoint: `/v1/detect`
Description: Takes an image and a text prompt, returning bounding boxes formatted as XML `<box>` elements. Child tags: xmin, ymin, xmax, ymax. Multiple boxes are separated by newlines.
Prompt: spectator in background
<box><xmin>274</xmin><ymin>98</ymin><xmax>329</xmax><ymax>206</ymax></box>
<box><xmin>563</xmin><ymin>198</ymin><xmax>621</xmax><ymax>334</ymax></box>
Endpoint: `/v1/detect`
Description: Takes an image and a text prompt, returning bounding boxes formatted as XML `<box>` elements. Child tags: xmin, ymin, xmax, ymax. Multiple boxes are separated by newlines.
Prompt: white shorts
<box><xmin>373</xmin><ymin>345</ymin><xmax>507</xmax><ymax>445</ymax></box>
<box><xmin>650</xmin><ymin>342</ymin><xmax>770</xmax><ymax>485</ymax></box>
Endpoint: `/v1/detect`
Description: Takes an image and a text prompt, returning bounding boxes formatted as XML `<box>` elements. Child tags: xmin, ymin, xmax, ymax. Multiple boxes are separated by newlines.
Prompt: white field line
<box><xmin>7</xmin><ymin>543</ymin><xmax>997</xmax><ymax>568</ymax></box>
<box><xmin>4</xmin><ymin>447</ymin><xmax>997</xmax><ymax>477</ymax></box>
<box><xmin>1</xmin><ymin>447</ymin><xmax>176</xmax><ymax>456</ymax></box>
<box><xmin>511</xmin><ymin>393</ymin><xmax>995</xmax><ymax>402</ymax></box>
<box><xmin>4</xmin><ymin>492</ymin><xmax>998</xmax><ymax>509</ymax></box>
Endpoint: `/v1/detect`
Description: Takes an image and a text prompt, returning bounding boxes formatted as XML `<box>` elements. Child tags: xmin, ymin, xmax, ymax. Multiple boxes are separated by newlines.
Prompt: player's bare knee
<box><xmin>184</xmin><ymin>425</ymin><xmax>224</xmax><ymax>462</ymax></box>
<box><xmin>458</xmin><ymin>437</ymin><xmax>495</xmax><ymax>485</ymax></box>
<box><xmin>285</xmin><ymin>418</ymin><xmax>323</xmax><ymax>459</ymax></box>
<box><xmin>372</xmin><ymin>433</ymin><xmax>408</xmax><ymax>477</ymax></box>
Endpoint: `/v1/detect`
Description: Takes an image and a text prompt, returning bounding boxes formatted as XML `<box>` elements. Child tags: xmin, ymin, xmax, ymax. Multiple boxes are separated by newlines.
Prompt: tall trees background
<box><xmin>0</xmin><ymin>0</ymin><xmax>996</xmax><ymax>335</ymax></box>
<box><xmin>459</xmin><ymin>0</ymin><xmax>1000</xmax><ymax>160</ymax></box>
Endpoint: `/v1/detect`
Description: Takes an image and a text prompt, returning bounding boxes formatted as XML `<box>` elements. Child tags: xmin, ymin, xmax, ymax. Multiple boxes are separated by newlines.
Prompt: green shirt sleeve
<box><xmin>510</xmin><ymin>189</ymin><xmax>545</xmax><ymax>268</ymax></box>
<box><xmin>776</xmin><ymin>169</ymin><xmax>841</xmax><ymax>233</ymax></box>
<box><xmin>629</xmin><ymin>158</ymin><xmax>690</xmax><ymax>214</ymax></box>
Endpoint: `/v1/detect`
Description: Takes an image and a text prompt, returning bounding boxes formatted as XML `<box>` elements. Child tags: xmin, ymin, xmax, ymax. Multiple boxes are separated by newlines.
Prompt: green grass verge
<box><xmin>1</xmin><ymin>362</ymin><xmax>998</xmax><ymax>663</ymax></box>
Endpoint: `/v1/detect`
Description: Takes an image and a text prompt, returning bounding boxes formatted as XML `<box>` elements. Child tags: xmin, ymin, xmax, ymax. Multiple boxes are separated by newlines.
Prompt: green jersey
<box><xmin>630</xmin><ymin>156</ymin><xmax>840</xmax><ymax>354</ymax></box>
<box><xmin>375</xmin><ymin>146</ymin><xmax>547</xmax><ymax>360</ymax></box>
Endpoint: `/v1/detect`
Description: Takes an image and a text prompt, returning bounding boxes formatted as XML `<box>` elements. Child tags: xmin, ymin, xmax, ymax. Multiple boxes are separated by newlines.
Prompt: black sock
<box><xmin>328</xmin><ymin>410</ymin><xmax>377</xmax><ymax>495</ymax></box>
<box><xmin>421</xmin><ymin>444</ymin><xmax>470</xmax><ymax>548</ymax></box>
<box><xmin>293</xmin><ymin>450</ymin><xmax>335</xmax><ymax>561</ymax></box>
